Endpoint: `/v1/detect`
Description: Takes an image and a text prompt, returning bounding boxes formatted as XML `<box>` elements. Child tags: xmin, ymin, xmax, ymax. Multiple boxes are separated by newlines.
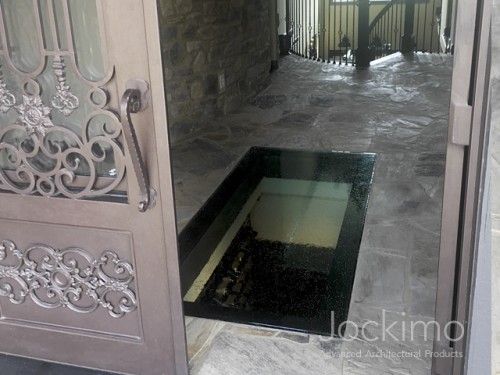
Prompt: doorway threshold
<box><xmin>179</xmin><ymin>147</ymin><xmax>376</xmax><ymax>336</ymax></box>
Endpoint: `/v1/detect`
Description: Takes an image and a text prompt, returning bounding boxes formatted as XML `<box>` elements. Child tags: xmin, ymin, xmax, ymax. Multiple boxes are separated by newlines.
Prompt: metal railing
<box><xmin>326</xmin><ymin>0</ymin><xmax>359</xmax><ymax>65</ymax></box>
<box><xmin>288</xmin><ymin>0</ymin><xmax>318</xmax><ymax>60</ymax></box>
<box><xmin>286</xmin><ymin>0</ymin><xmax>444</xmax><ymax>66</ymax></box>
<box><xmin>369</xmin><ymin>0</ymin><xmax>443</xmax><ymax>60</ymax></box>
<box><xmin>289</xmin><ymin>0</ymin><xmax>359</xmax><ymax>65</ymax></box>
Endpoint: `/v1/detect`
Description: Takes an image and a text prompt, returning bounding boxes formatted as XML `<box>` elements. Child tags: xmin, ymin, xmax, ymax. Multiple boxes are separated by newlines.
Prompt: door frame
<box><xmin>432</xmin><ymin>0</ymin><xmax>491</xmax><ymax>373</ymax></box>
<box><xmin>143</xmin><ymin>1</ymin><xmax>189</xmax><ymax>372</ymax></box>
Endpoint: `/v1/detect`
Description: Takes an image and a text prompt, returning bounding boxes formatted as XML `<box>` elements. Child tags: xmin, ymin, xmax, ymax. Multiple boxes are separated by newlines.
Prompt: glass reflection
<box><xmin>1</xmin><ymin>0</ymin><xmax>41</xmax><ymax>73</ymax></box>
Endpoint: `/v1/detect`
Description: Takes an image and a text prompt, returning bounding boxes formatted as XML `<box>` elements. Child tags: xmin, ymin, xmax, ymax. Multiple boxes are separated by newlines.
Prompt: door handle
<box><xmin>120</xmin><ymin>80</ymin><xmax>155</xmax><ymax>212</ymax></box>
<box><xmin>450</xmin><ymin>100</ymin><xmax>472</xmax><ymax>146</ymax></box>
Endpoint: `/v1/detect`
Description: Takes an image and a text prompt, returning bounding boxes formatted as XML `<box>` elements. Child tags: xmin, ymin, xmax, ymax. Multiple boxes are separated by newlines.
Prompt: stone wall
<box><xmin>159</xmin><ymin>0</ymin><xmax>271</xmax><ymax>143</ymax></box>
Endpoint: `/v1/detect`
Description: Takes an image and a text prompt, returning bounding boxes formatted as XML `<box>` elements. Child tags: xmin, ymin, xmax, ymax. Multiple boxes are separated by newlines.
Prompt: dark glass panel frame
<box><xmin>180</xmin><ymin>147</ymin><xmax>376</xmax><ymax>336</ymax></box>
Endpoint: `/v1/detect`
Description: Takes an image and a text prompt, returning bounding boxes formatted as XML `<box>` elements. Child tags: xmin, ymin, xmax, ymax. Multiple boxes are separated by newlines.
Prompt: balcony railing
<box><xmin>369</xmin><ymin>0</ymin><xmax>443</xmax><ymax>60</ymax></box>
<box><xmin>286</xmin><ymin>0</ymin><xmax>444</xmax><ymax>67</ymax></box>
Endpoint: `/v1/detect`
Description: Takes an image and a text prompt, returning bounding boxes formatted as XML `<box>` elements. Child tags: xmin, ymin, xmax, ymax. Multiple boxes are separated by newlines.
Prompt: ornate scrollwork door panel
<box><xmin>0</xmin><ymin>1</ymin><xmax>188</xmax><ymax>374</ymax></box>
<box><xmin>0</xmin><ymin>0</ymin><xmax>126</xmax><ymax>200</ymax></box>
<box><xmin>0</xmin><ymin>219</ymin><xmax>143</xmax><ymax>340</ymax></box>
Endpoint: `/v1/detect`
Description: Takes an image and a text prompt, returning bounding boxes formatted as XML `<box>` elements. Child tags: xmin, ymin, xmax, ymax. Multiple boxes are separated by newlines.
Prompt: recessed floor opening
<box><xmin>180</xmin><ymin>147</ymin><xmax>375</xmax><ymax>335</ymax></box>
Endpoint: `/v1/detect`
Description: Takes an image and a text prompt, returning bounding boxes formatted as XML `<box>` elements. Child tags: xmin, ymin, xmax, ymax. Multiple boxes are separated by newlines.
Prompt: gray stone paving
<box><xmin>177</xmin><ymin>52</ymin><xmax>453</xmax><ymax>375</ymax></box>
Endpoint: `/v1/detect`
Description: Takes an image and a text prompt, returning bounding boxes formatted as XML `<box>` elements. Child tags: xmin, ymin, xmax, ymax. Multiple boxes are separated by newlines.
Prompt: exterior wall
<box><xmin>467</xmin><ymin>2</ymin><xmax>498</xmax><ymax>373</ymax></box>
<box><xmin>490</xmin><ymin>0</ymin><xmax>500</xmax><ymax>371</ymax></box>
<box><xmin>158</xmin><ymin>0</ymin><xmax>271</xmax><ymax>143</ymax></box>
<box><xmin>467</xmin><ymin>167</ymin><xmax>492</xmax><ymax>375</ymax></box>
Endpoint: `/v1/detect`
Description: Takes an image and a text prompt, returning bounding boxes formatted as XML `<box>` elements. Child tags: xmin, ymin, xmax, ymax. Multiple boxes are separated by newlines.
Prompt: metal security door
<box><xmin>0</xmin><ymin>1</ymin><xmax>188</xmax><ymax>374</ymax></box>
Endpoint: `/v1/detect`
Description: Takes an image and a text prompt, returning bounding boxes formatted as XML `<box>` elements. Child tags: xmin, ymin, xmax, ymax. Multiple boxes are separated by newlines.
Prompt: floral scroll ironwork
<box><xmin>0</xmin><ymin>240</ymin><xmax>137</xmax><ymax>318</ymax></box>
<box><xmin>0</xmin><ymin>1</ymin><xmax>126</xmax><ymax>200</ymax></box>
<box><xmin>15</xmin><ymin>94</ymin><xmax>55</xmax><ymax>136</ymax></box>
<box><xmin>0</xmin><ymin>106</ymin><xmax>126</xmax><ymax>198</ymax></box>
<box><xmin>0</xmin><ymin>63</ymin><xmax>15</xmax><ymax>113</ymax></box>
<box><xmin>51</xmin><ymin>56</ymin><xmax>79</xmax><ymax>116</ymax></box>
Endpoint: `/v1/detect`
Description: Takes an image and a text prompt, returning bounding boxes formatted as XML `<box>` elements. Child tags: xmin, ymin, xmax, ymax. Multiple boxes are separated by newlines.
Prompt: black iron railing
<box><xmin>288</xmin><ymin>0</ymin><xmax>319</xmax><ymax>60</ymax></box>
<box><xmin>289</xmin><ymin>0</ymin><xmax>359</xmax><ymax>65</ymax></box>
<box><xmin>285</xmin><ymin>0</ymin><xmax>444</xmax><ymax>67</ymax></box>
<box><xmin>369</xmin><ymin>0</ymin><xmax>443</xmax><ymax>60</ymax></box>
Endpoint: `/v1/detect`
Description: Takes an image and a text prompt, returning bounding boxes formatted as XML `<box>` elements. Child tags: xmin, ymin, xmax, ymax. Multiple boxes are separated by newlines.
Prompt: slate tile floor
<box><xmin>176</xmin><ymin>53</ymin><xmax>452</xmax><ymax>375</ymax></box>
<box><xmin>0</xmin><ymin>52</ymin><xmax>452</xmax><ymax>374</ymax></box>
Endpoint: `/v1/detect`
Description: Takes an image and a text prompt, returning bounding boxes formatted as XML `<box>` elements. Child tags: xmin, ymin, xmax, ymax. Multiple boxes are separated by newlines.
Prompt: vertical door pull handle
<box><xmin>450</xmin><ymin>100</ymin><xmax>473</xmax><ymax>146</ymax></box>
<box><xmin>120</xmin><ymin>81</ymin><xmax>154</xmax><ymax>212</ymax></box>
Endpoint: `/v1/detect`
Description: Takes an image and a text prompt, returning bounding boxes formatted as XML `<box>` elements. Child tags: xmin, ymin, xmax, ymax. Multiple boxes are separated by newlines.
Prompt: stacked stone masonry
<box><xmin>159</xmin><ymin>0</ymin><xmax>271</xmax><ymax>143</ymax></box>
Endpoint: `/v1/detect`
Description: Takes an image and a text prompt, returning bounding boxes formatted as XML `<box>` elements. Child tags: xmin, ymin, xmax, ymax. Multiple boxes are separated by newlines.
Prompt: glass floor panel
<box><xmin>179</xmin><ymin>147</ymin><xmax>376</xmax><ymax>335</ymax></box>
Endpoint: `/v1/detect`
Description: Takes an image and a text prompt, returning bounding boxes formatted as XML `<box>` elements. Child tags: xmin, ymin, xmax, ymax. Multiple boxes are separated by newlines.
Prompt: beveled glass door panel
<box><xmin>0</xmin><ymin>1</ymin><xmax>188</xmax><ymax>374</ymax></box>
<box><xmin>0</xmin><ymin>0</ymin><xmax>126</xmax><ymax>200</ymax></box>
